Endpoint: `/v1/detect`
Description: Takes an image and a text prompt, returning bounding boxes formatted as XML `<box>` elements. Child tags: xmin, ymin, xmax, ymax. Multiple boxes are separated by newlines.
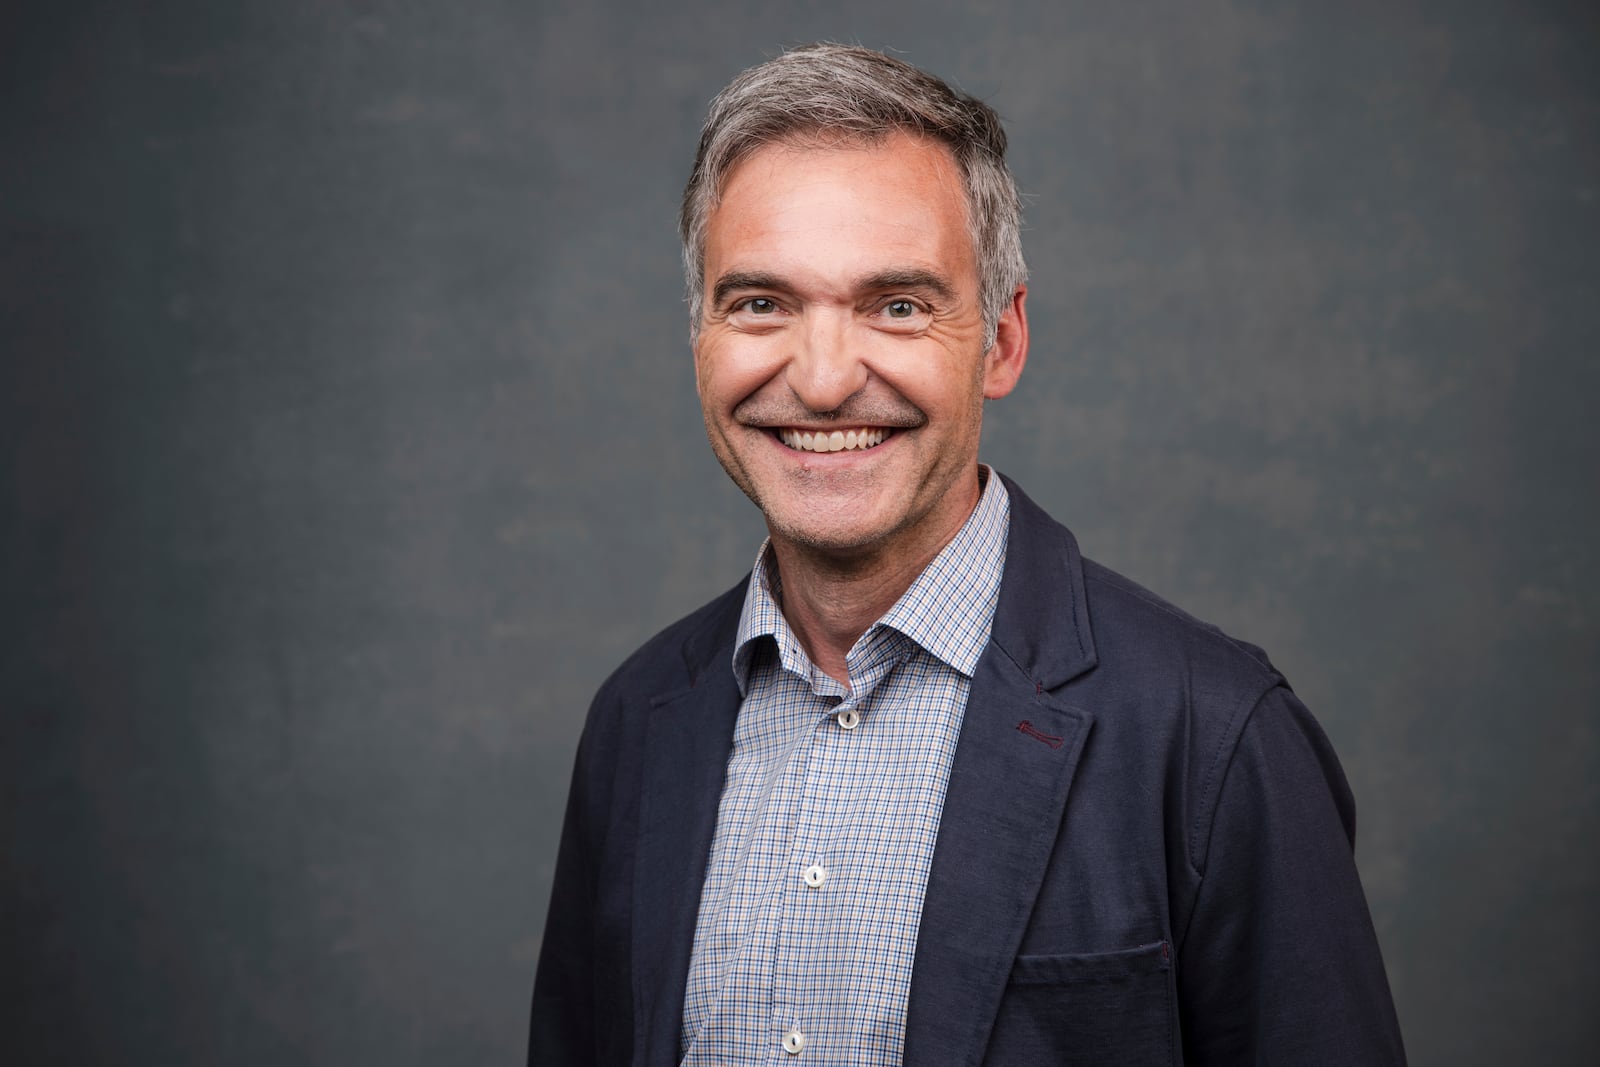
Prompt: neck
<box><xmin>769</xmin><ymin>472</ymin><xmax>985</xmax><ymax>684</ymax></box>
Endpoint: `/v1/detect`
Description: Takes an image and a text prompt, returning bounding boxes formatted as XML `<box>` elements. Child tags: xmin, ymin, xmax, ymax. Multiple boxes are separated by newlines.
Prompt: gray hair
<box><xmin>679</xmin><ymin>43</ymin><xmax>1027</xmax><ymax>349</ymax></box>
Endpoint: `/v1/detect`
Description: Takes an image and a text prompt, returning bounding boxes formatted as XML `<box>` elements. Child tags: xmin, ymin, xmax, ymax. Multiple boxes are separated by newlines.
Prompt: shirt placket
<box><xmin>763</xmin><ymin>674</ymin><xmax>838</xmax><ymax>1059</ymax></box>
<box><xmin>769</xmin><ymin>633</ymin><xmax>907</xmax><ymax>1062</ymax></box>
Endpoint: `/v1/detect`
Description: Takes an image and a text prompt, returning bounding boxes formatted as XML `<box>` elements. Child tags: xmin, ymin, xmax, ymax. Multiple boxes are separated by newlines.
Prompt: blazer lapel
<box><xmin>904</xmin><ymin>477</ymin><xmax>1100</xmax><ymax>1066</ymax></box>
<box><xmin>631</xmin><ymin>600</ymin><xmax>744</xmax><ymax>1067</ymax></box>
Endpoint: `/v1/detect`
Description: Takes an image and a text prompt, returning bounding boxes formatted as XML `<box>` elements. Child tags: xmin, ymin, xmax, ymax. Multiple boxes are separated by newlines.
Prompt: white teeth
<box><xmin>779</xmin><ymin>427</ymin><xmax>891</xmax><ymax>453</ymax></box>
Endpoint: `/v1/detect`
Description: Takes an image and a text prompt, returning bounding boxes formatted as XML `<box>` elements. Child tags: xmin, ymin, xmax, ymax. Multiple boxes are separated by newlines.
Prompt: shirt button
<box><xmin>837</xmin><ymin>708</ymin><xmax>861</xmax><ymax>730</ymax></box>
<box><xmin>803</xmin><ymin>863</ymin><xmax>827</xmax><ymax>888</ymax></box>
<box><xmin>783</xmin><ymin>1027</ymin><xmax>806</xmax><ymax>1055</ymax></box>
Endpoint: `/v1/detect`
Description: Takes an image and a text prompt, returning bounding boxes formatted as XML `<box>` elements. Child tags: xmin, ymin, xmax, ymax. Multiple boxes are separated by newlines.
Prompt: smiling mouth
<box><xmin>777</xmin><ymin>427</ymin><xmax>892</xmax><ymax>453</ymax></box>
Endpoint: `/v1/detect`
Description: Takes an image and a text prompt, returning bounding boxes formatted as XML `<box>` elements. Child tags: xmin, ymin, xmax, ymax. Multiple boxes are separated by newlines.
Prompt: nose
<box><xmin>784</xmin><ymin>309</ymin><xmax>867</xmax><ymax>414</ymax></box>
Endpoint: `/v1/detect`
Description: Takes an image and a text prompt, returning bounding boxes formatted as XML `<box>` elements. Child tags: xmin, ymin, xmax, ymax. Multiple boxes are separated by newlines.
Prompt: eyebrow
<box><xmin>710</xmin><ymin>267</ymin><xmax>959</xmax><ymax>307</ymax></box>
<box><xmin>711</xmin><ymin>271</ymin><xmax>786</xmax><ymax>307</ymax></box>
<box><xmin>857</xmin><ymin>268</ymin><xmax>958</xmax><ymax>303</ymax></box>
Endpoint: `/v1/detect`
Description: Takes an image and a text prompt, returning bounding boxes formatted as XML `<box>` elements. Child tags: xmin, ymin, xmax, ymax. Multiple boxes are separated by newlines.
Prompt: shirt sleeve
<box><xmin>1176</xmin><ymin>684</ymin><xmax>1408</xmax><ymax>1064</ymax></box>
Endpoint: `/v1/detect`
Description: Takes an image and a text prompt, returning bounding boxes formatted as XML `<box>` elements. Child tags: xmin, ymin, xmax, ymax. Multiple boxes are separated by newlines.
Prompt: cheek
<box><xmin>697</xmin><ymin>340</ymin><xmax>776</xmax><ymax>407</ymax></box>
<box><xmin>693</xmin><ymin>345</ymin><xmax>726</xmax><ymax>404</ymax></box>
<box><xmin>883</xmin><ymin>351</ymin><xmax>985</xmax><ymax>415</ymax></box>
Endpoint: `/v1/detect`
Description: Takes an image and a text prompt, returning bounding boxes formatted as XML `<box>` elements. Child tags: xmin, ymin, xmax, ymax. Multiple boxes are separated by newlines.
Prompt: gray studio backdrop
<box><xmin>4</xmin><ymin>2</ymin><xmax>1596</xmax><ymax>1064</ymax></box>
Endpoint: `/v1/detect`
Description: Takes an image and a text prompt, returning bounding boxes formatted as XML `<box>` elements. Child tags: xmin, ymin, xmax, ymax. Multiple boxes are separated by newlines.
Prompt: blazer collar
<box><xmin>631</xmin><ymin>591</ymin><xmax>746</xmax><ymax>1066</ymax></box>
<box><xmin>987</xmin><ymin>472</ymin><xmax>1098</xmax><ymax>688</ymax></box>
<box><xmin>903</xmin><ymin>474</ymin><xmax>1099</xmax><ymax>1065</ymax></box>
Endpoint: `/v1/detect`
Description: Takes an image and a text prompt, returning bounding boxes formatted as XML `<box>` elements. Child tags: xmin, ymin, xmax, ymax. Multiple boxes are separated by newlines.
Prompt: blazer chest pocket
<box><xmin>984</xmin><ymin>941</ymin><xmax>1174</xmax><ymax>1067</ymax></box>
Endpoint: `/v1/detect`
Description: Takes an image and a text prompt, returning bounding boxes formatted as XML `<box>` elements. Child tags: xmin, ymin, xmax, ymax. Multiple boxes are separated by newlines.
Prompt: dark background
<box><xmin>4</xmin><ymin>1</ymin><xmax>1596</xmax><ymax>1064</ymax></box>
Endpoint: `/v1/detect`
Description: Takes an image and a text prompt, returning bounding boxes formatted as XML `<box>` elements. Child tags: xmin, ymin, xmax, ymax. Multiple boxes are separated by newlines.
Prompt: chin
<box><xmin>769</xmin><ymin>521</ymin><xmax>886</xmax><ymax>556</ymax></box>
<box><xmin>760</xmin><ymin>495</ymin><xmax>911</xmax><ymax>557</ymax></box>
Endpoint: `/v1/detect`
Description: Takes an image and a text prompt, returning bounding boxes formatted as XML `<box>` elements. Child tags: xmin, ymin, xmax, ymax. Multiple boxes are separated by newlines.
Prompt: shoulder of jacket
<box><xmin>591</xmin><ymin>576</ymin><xmax>749</xmax><ymax>708</ymax></box>
<box><xmin>1078</xmin><ymin>555</ymin><xmax>1282</xmax><ymax>692</ymax></box>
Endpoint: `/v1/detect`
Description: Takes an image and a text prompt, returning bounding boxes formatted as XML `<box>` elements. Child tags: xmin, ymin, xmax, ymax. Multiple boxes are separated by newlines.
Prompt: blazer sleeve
<box><xmin>527</xmin><ymin>735</ymin><xmax>598</xmax><ymax>1065</ymax></box>
<box><xmin>1176</xmin><ymin>685</ymin><xmax>1408</xmax><ymax>1065</ymax></box>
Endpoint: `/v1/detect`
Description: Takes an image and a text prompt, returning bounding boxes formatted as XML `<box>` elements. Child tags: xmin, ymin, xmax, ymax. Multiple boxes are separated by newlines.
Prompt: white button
<box><xmin>783</xmin><ymin>1027</ymin><xmax>806</xmax><ymax>1054</ymax></box>
<box><xmin>837</xmin><ymin>708</ymin><xmax>861</xmax><ymax>730</ymax></box>
<box><xmin>803</xmin><ymin>863</ymin><xmax>827</xmax><ymax>888</ymax></box>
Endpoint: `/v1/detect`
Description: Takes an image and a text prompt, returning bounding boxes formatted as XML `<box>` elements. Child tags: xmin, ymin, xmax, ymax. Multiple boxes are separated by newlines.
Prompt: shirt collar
<box><xmin>732</xmin><ymin>465</ymin><xmax>1011</xmax><ymax>694</ymax></box>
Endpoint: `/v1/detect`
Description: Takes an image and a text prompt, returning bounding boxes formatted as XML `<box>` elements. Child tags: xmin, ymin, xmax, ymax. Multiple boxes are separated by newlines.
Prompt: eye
<box><xmin>740</xmin><ymin>297</ymin><xmax>779</xmax><ymax>315</ymax></box>
<box><xmin>884</xmin><ymin>299</ymin><xmax>918</xmax><ymax>319</ymax></box>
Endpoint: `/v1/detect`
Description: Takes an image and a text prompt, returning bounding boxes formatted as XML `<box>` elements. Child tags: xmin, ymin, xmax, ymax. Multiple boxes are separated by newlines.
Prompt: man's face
<box><xmin>693</xmin><ymin>132</ymin><xmax>1027</xmax><ymax>563</ymax></box>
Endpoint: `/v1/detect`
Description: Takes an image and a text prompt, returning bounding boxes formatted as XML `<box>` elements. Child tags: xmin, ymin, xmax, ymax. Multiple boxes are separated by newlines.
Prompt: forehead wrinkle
<box><xmin>709</xmin><ymin>132</ymin><xmax>975</xmax><ymax>259</ymax></box>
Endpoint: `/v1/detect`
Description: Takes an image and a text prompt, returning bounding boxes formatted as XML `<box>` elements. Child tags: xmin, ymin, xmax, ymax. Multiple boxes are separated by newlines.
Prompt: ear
<box><xmin>982</xmin><ymin>285</ymin><xmax>1029</xmax><ymax>399</ymax></box>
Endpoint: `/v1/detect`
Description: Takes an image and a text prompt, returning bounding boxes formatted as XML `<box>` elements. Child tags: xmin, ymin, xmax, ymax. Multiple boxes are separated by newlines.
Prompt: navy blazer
<box><xmin>530</xmin><ymin>476</ymin><xmax>1406</xmax><ymax>1065</ymax></box>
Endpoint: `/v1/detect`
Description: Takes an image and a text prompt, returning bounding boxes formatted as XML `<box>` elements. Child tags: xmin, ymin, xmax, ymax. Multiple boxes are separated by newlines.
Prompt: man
<box><xmin>530</xmin><ymin>44</ymin><xmax>1405</xmax><ymax>1066</ymax></box>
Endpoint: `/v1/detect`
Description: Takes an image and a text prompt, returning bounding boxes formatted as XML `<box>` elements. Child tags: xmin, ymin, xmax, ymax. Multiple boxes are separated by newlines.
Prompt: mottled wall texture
<box><xmin>3</xmin><ymin>1</ymin><xmax>1595</xmax><ymax>1064</ymax></box>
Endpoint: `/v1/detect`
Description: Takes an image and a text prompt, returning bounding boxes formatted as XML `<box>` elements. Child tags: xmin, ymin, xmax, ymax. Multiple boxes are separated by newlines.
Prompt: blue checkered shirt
<box><xmin>680</xmin><ymin>469</ymin><xmax>1010</xmax><ymax>1065</ymax></box>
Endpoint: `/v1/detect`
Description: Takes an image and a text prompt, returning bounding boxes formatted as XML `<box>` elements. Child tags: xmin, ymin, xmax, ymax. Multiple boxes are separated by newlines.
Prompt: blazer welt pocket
<box><xmin>1007</xmin><ymin>940</ymin><xmax>1171</xmax><ymax>985</ymax></box>
<box><xmin>986</xmin><ymin>942</ymin><xmax>1175</xmax><ymax>1066</ymax></box>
